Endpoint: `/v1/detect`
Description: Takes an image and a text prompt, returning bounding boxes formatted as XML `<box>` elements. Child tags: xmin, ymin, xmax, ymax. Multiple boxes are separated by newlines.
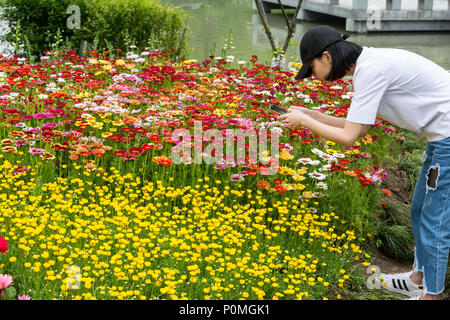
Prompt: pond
<box><xmin>164</xmin><ymin>0</ymin><xmax>450</xmax><ymax>70</ymax></box>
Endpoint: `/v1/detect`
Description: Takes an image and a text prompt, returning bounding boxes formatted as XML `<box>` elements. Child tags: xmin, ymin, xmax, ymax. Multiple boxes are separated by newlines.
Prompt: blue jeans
<box><xmin>411</xmin><ymin>136</ymin><xmax>450</xmax><ymax>295</ymax></box>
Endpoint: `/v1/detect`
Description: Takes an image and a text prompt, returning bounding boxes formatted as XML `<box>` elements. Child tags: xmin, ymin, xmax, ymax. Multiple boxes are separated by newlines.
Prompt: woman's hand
<box><xmin>278</xmin><ymin>107</ymin><xmax>311</xmax><ymax>129</ymax></box>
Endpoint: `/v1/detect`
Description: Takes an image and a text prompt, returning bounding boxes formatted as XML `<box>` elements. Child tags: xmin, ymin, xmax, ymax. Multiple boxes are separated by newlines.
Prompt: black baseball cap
<box><xmin>295</xmin><ymin>25</ymin><xmax>350</xmax><ymax>80</ymax></box>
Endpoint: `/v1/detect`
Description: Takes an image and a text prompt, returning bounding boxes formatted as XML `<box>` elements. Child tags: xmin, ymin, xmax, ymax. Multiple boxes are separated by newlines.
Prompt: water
<box><xmin>163</xmin><ymin>0</ymin><xmax>450</xmax><ymax>70</ymax></box>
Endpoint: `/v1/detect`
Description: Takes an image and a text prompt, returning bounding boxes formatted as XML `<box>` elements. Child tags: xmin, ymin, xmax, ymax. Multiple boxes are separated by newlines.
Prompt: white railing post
<box><xmin>352</xmin><ymin>0</ymin><xmax>368</xmax><ymax>10</ymax></box>
<box><xmin>418</xmin><ymin>0</ymin><xmax>434</xmax><ymax>10</ymax></box>
<box><xmin>386</xmin><ymin>0</ymin><xmax>402</xmax><ymax>10</ymax></box>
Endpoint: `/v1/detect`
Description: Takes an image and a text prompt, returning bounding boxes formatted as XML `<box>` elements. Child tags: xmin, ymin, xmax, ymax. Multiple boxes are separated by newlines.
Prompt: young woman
<box><xmin>279</xmin><ymin>25</ymin><xmax>450</xmax><ymax>300</ymax></box>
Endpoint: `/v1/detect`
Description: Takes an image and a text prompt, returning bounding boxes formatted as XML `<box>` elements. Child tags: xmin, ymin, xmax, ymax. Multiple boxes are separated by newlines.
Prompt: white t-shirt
<box><xmin>346</xmin><ymin>46</ymin><xmax>450</xmax><ymax>142</ymax></box>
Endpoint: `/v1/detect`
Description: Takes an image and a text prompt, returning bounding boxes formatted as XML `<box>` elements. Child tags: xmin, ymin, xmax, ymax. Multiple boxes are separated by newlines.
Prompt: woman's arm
<box><xmin>279</xmin><ymin>109</ymin><xmax>368</xmax><ymax>147</ymax></box>
<box><xmin>290</xmin><ymin>107</ymin><xmax>370</xmax><ymax>138</ymax></box>
<box><xmin>302</xmin><ymin>108</ymin><xmax>346</xmax><ymax>128</ymax></box>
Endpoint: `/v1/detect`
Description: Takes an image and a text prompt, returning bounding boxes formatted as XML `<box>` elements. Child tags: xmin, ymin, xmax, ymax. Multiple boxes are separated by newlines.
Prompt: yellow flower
<box><xmin>115</xmin><ymin>59</ymin><xmax>125</xmax><ymax>66</ymax></box>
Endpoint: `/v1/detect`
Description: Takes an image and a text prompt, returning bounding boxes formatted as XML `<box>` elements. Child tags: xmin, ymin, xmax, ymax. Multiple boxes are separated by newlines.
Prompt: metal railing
<box><xmin>322</xmin><ymin>0</ymin><xmax>449</xmax><ymax>10</ymax></box>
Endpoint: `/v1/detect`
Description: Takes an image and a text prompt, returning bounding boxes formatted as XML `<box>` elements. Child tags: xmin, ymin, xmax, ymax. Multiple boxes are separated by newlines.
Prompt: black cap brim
<box><xmin>295</xmin><ymin>60</ymin><xmax>313</xmax><ymax>80</ymax></box>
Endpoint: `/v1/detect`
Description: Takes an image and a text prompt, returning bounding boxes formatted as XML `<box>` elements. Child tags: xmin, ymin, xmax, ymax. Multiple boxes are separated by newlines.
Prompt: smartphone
<box><xmin>269</xmin><ymin>104</ymin><xmax>288</xmax><ymax>115</ymax></box>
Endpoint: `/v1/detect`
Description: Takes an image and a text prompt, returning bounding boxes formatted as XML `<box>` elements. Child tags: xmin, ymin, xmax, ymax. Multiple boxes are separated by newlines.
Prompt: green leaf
<box><xmin>5</xmin><ymin>286</ymin><xmax>16</xmax><ymax>300</ymax></box>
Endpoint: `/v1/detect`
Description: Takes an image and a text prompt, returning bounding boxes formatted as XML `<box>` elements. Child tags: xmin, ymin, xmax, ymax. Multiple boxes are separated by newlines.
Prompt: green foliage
<box><xmin>0</xmin><ymin>0</ymin><xmax>188</xmax><ymax>58</ymax></box>
<box><xmin>400</xmin><ymin>131</ymin><xmax>427</xmax><ymax>153</ymax></box>
<box><xmin>398</xmin><ymin>150</ymin><xmax>424</xmax><ymax>191</ymax></box>
<box><xmin>377</xmin><ymin>225</ymin><xmax>414</xmax><ymax>261</ymax></box>
<box><xmin>377</xmin><ymin>198</ymin><xmax>414</xmax><ymax>261</ymax></box>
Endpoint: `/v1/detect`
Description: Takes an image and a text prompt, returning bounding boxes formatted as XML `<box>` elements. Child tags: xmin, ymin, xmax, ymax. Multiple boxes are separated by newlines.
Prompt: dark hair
<box><xmin>314</xmin><ymin>40</ymin><xmax>363</xmax><ymax>81</ymax></box>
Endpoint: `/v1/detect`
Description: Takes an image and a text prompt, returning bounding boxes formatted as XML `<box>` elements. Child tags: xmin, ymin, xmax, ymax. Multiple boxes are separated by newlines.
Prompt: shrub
<box><xmin>0</xmin><ymin>0</ymin><xmax>188</xmax><ymax>58</ymax></box>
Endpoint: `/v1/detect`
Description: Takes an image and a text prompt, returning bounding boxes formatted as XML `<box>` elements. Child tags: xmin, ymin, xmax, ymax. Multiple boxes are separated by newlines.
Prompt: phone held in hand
<box><xmin>269</xmin><ymin>104</ymin><xmax>287</xmax><ymax>115</ymax></box>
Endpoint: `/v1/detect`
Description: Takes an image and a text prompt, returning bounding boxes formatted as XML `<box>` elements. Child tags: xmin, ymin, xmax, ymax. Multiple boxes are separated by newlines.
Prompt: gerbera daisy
<box><xmin>297</xmin><ymin>157</ymin><xmax>313</xmax><ymax>165</ymax></box>
<box><xmin>308</xmin><ymin>171</ymin><xmax>327</xmax><ymax>181</ymax></box>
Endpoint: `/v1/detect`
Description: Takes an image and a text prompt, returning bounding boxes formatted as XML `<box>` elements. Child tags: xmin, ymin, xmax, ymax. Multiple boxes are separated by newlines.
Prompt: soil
<box><xmin>380</xmin><ymin>165</ymin><xmax>411</xmax><ymax>204</ymax></box>
<box><xmin>372</xmin><ymin>248</ymin><xmax>412</xmax><ymax>274</ymax></box>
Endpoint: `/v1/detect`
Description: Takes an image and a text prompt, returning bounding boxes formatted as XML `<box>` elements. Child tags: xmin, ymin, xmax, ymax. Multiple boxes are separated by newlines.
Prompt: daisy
<box><xmin>316</xmin><ymin>182</ymin><xmax>328</xmax><ymax>190</ymax></box>
<box><xmin>311</xmin><ymin>148</ymin><xmax>323</xmax><ymax>155</ymax></box>
<box><xmin>308</xmin><ymin>171</ymin><xmax>327</xmax><ymax>181</ymax></box>
<box><xmin>312</xmin><ymin>192</ymin><xmax>324</xmax><ymax>198</ymax></box>
<box><xmin>0</xmin><ymin>274</ymin><xmax>13</xmax><ymax>290</ymax></box>
<box><xmin>230</xmin><ymin>174</ymin><xmax>244</xmax><ymax>182</ymax></box>
<box><xmin>297</xmin><ymin>157</ymin><xmax>312</xmax><ymax>165</ymax></box>
<box><xmin>319</xmin><ymin>153</ymin><xmax>336</xmax><ymax>162</ymax></box>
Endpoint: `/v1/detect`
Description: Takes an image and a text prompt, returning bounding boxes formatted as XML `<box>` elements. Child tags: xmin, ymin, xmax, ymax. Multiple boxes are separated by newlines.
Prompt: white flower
<box><xmin>316</xmin><ymin>182</ymin><xmax>328</xmax><ymax>190</ymax></box>
<box><xmin>297</xmin><ymin>157</ymin><xmax>312</xmax><ymax>165</ymax></box>
<box><xmin>319</xmin><ymin>164</ymin><xmax>332</xmax><ymax>172</ymax></box>
<box><xmin>237</xmin><ymin>60</ymin><xmax>246</xmax><ymax>65</ymax></box>
<box><xmin>311</xmin><ymin>148</ymin><xmax>323</xmax><ymax>155</ymax></box>
<box><xmin>126</xmin><ymin>53</ymin><xmax>139</xmax><ymax>60</ymax></box>
<box><xmin>319</xmin><ymin>154</ymin><xmax>337</xmax><ymax>163</ymax></box>
<box><xmin>308</xmin><ymin>171</ymin><xmax>327</xmax><ymax>180</ymax></box>
<box><xmin>308</xmin><ymin>207</ymin><xmax>318</xmax><ymax>213</ymax></box>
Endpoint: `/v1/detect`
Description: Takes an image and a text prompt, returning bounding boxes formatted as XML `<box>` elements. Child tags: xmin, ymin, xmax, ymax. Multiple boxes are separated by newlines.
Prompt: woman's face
<box><xmin>311</xmin><ymin>51</ymin><xmax>332</xmax><ymax>81</ymax></box>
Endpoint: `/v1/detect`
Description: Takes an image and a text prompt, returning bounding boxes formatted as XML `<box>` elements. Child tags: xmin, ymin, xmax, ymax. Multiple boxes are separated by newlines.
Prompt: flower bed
<box><xmin>0</xmin><ymin>50</ymin><xmax>404</xmax><ymax>300</ymax></box>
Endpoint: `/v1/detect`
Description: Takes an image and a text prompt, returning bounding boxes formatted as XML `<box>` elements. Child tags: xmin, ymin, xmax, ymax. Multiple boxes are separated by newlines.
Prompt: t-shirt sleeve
<box><xmin>346</xmin><ymin>70</ymin><xmax>389</xmax><ymax>125</ymax></box>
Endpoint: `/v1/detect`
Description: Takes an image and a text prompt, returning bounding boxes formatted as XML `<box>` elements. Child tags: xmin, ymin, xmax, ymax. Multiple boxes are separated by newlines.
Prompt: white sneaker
<box><xmin>379</xmin><ymin>272</ymin><xmax>423</xmax><ymax>298</ymax></box>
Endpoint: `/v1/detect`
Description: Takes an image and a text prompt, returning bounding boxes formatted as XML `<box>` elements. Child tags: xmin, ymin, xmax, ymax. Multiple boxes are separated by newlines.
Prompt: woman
<box><xmin>279</xmin><ymin>25</ymin><xmax>450</xmax><ymax>300</ymax></box>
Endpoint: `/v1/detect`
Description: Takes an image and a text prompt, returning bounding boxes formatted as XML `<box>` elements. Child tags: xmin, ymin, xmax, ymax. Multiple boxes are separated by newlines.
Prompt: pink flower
<box><xmin>0</xmin><ymin>236</ymin><xmax>9</xmax><ymax>253</ymax></box>
<box><xmin>17</xmin><ymin>295</ymin><xmax>31</xmax><ymax>300</ymax></box>
<box><xmin>0</xmin><ymin>274</ymin><xmax>13</xmax><ymax>290</ymax></box>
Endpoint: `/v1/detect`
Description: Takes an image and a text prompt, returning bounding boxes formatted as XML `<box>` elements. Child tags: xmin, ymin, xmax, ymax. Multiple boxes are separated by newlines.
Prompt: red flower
<box><xmin>274</xmin><ymin>185</ymin><xmax>286</xmax><ymax>194</ymax></box>
<box><xmin>273</xmin><ymin>179</ymin><xmax>283</xmax><ymax>185</ymax></box>
<box><xmin>0</xmin><ymin>236</ymin><xmax>9</xmax><ymax>253</ymax></box>
<box><xmin>257</xmin><ymin>181</ymin><xmax>270</xmax><ymax>189</ymax></box>
<box><xmin>129</xmin><ymin>147</ymin><xmax>143</xmax><ymax>156</ymax></box>
<box><xmin>113</xmin><ymin>149</ymin><xmax>127</xmax><ymax>157</ymax></box>
<box><xmin>153</xmin><ymin>156</ymin><xmax>173</xmax><ymax>166</ymax></box>
<box><xmin>149</xmin><ymin>134</ymin><xmax>160</xmax><ymax>143</ymax></box>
